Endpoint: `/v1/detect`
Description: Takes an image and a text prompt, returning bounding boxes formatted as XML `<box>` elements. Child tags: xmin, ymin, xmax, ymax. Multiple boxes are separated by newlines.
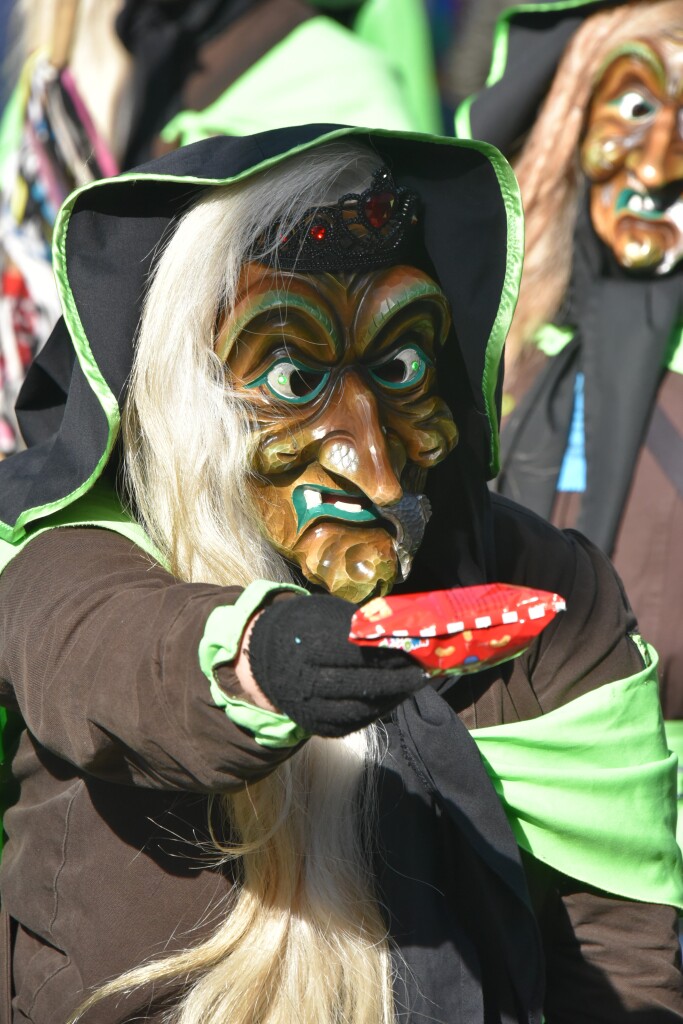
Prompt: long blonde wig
<box><xmin>507</xmin><ymin>0</ymin><xmax>683</xmax><ymax>379</ymax></box>
<box><xmin>75</xmin><ymin>143</ymin><xmax>397</xmax><ymax>1023</ymax></box>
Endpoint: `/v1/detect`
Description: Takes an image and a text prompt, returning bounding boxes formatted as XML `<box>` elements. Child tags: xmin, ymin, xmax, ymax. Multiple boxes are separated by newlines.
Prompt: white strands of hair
<box><xmin>175</xmin><ymin>728</ymin><xmax>394</xmax><ymax>1024</ymax></box>
<box><xmin>80</xmin><ymin>142</ymin><xmax>396</xmax><ymax>1024</ymax></box>
<box><xmin>507</xmin><ymin>0</ymin><xmax>683</xmax><ymax>382</ymax></box>
<box><xmin>75</xmin><ymin>728</ymin><xmax>393</xmax><ymax>1024</ymax></box>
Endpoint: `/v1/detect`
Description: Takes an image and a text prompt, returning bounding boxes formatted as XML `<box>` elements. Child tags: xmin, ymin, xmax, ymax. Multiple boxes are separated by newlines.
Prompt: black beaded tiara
<box><xmin>251</xmin><ymin>167</ymin><xmax>420</xmax><ymax>272</ymax></box>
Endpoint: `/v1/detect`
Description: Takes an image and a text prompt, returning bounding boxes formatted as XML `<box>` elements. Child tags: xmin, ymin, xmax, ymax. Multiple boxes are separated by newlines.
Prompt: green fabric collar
<box><xmin>473</xmin><ymin>646</ymin><xmax>683</xmax><ymax>910</ymax></box>
<box><xmin>0</xmin><ymin>482</ymin><xmax>164</xmax><ymax>576</ymax></box>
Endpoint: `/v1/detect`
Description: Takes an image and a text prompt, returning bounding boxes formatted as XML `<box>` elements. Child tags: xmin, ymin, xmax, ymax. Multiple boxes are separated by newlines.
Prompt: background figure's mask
<box><xmin>216</xmin><ymin>262</ymin><xmax>458</xmax><ymax>602</ymax></box>
<box><xmin>581</xmin><ymin>31</ymin><xmax>683</xmax><ymax>274</ymax></box>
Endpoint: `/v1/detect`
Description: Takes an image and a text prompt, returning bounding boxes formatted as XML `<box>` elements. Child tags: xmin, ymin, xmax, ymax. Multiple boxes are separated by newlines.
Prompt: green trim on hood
<box><xmin>453</xmin><ymin>94</ymin><xmax>476</xmax><ymax>140</ymax></box>
<box><xmin>664</xmin><ymin>719</ymin><xmax>683</xmax><ymax>850</ymax></box>
<box><xmin>482</xmin><ymin>156</ymin><xmax>524</xmax><ymax>474</ymax></box>
<box><xmin>454</xmin><ymin>0</ymin><xmax>609</xmax><ymax>140</ymax></box>
<box><xmin>666</xmin><ymin>322</ymin><xmax>683</xmax><ymax>375</ymax></box>
<box><xmin>0</xmin><ymin>481</ymin><xmax>165</xmax><ymax>576</ymax></box>
<box><xmin>5</xmin><ymin>127</ymin><xmax>521</xmax><ymax>540</ymax></box>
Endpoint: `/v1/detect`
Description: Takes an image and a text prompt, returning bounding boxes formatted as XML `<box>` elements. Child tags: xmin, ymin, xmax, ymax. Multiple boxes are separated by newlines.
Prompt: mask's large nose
<box><xmin>627</xmin><ymin>104</ymin><xmax>683</xmax><ymax>190</ymax></box>
<box><xmin>317</xmin><ymin>370</ymin><xmax>403</xmax><ymax>507</ymax></box>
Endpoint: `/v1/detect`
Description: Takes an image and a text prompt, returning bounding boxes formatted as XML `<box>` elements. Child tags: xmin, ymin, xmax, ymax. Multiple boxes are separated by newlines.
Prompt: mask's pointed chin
<box><xmin>291</xmin><ymin>521</ymin><xmax>400</xmax><ymax>603</ymax></box>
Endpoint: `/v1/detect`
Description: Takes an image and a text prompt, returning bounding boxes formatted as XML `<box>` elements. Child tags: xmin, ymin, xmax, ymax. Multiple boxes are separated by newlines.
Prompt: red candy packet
<box><xmin>349</xmin><ymin>584</ymin><xmax>566</xmax><ymax>675</ymax></box>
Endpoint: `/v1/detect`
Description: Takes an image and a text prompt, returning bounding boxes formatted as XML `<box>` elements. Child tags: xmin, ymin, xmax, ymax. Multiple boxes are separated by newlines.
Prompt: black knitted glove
<box><xmin>247</xmin><ymin>595</ymin><xmax>427</xmax><ymax>737</ymax></box>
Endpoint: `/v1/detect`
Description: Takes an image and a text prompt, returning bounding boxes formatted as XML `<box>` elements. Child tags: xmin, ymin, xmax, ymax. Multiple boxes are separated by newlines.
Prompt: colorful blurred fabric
<box><xmin>0</xmin><ymin>53</ymin><xmax>118</xmax><ymax>455</ymax></box>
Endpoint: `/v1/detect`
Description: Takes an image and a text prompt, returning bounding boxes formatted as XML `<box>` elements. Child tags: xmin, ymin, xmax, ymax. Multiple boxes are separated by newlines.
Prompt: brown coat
<box><xmin>0</xmin><ymin>509</ymin><xmax>680</xmax><ymax>1023</ymax></box>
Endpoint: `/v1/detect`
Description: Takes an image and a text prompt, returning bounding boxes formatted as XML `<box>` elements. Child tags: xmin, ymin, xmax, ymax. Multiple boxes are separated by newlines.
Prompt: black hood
<box><xmin>0</xmin><ymin>124</ymin><xmax>522</xmax><ymax>551</ymax></box>
<box><xmin>455</xmin><ymin>0</ymin><xmax>621</xmax><ymax>151</ymax></box>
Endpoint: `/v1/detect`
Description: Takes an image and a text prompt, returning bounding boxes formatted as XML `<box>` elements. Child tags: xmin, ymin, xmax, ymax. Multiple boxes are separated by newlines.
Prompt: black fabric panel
<box><xmin>117</xmin><ymin>0</ymin><xmax>261</xmax><ymax>168</ymax></box>
<box><xmin>577</xmin><ymin>270</ymin><xmax>681</xmax><ymax>552</ymax></box>
<box><xmin>556</xmin><ymin>197</ymin><xmax>681</xmax><ymax>554</ymax></box>
<box><xmin>64</xmin><ymin>183</ymin><xmax>188</xmax><ymax>401</ymax></box>
<box><xmin>465</xmin><ymin>1</ymin><xmax>617</xmax><ymax>153</ymax></box>
<box><xmin>130</xmin><ymin>125</ymin><xmax>334</xmax><ymax>177</ymax></box>
<box><xmin>15</xmin><ymin>319</ymin><xmax>75</xmax><ymax>446</ymax></box>
<box><xmin>378</xmin><ymin>687</ymin><xmax>544</xmax><ymax>1023</ymax></box>
<box><xmin>496</xmin><ymin>340</ymin><xmax>579</xmax><ymax>518</ymax></box>
<box><xmin>1</xmin><ymin>364</ymin><xmax>111</xmax><ymax>528</ymax></box>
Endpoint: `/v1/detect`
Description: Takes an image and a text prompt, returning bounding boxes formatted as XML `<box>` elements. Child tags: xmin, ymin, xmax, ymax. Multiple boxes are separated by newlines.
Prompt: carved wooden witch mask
<box><xmin>216</xmin><ymin>261</ymin><xmax>458</xmax><ymax>602</ymax></box>
<box><xmin>581</xmin><ymin>30</ymin><xmax>683</xmax><ymax>273</ymax></box>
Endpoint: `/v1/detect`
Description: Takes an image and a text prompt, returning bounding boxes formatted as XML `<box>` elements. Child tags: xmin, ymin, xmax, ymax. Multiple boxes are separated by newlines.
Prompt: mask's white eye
<box><xmin>370</xmin><ymin>346</ymin><xmax>431</xmax><ymax>390</ymax></box>
<box><xmin>612</xmin><ymin>90</ymin><xmax>657</xmax><ymax>120</ymax></box>
<box><xmin>249</xmin><ymin>360</ymin><xmax>329</xmax><ymax>403</ymax></box>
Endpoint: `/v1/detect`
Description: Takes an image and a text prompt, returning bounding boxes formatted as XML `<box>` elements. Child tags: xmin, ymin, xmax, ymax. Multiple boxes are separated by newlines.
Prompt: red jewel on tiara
<box><xmin>252</xmin><ymin>167</ymin><xmax>418</xmax><ymax>272</ymax></box>
<box><xmin>364</xmin><ymin>192</ymin><xmax>395</xmax><ymax>229</ymax></box>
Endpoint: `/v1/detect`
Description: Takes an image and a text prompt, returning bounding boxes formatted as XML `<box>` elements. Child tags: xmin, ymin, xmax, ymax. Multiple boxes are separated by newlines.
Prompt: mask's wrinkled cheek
<box><xmin>580</xmin><ymin>122</ymin><xmax>633</xmax><ymax>182</ymax></box>
<box><xmin>249</xmin><ymin>419</ymin><xmax>310</xmax><ymax>476</ymax></box>
<box><xmin>383</xmin><ymin>396</ymin><xmax>459</xmax><ymax>469</ymax></box>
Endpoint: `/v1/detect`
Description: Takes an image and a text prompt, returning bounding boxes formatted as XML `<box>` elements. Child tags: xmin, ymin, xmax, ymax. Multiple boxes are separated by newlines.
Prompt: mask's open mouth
<box><xmin>292</xmin><ymin>486</ymin><xmax>431</xmax><ymax>581</ymax></box>
<box><xmin>293</xmin><ymin>485</ymin><xmax>382</xmax><ymax>531</ymax></box>
<box><xmin>616</xmin><ymin>182</ymin><xmax>683</xmax><ymax>221</ymax></box>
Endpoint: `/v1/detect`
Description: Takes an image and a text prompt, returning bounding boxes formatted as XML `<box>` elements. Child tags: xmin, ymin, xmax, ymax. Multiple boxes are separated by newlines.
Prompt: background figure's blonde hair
<box><xmin>77</xmin><ymin>142</ymin><xmax>396</xmax><ymax>1024</ymax></box>
<box><xmin>12</xmin><ymin>0</ymin><xmax>131</xmax><ymax>156</ymax></box>
<box><xmin>507</xmin><ymin>0</ymin><xmax>683</xmax><ymax>382</ymax></box>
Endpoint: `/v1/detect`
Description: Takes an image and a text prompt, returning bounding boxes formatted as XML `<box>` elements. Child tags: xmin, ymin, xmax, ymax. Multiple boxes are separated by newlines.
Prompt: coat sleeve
<box><xmin>0</xmin><ymin>525</ymin><xmax>304</xmax><ymax>790</ymax></box>
<box><xmin>542</xmin><ymin>880</ymin><xmax>683</xmax><ymax>1023</ymax></box>
<box><xmin>490</xmin><ymin>497</ymin><xmax>683</xmax><ymax>1019</ymax></box>
<box><xmin>532</xmin><ymin>528</ymin><xmax>683</xmax><ymax>1020</ymax></box>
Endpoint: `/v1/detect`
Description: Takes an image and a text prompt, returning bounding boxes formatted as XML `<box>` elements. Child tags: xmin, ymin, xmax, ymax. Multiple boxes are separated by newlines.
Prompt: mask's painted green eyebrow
<box><xmin>218</xmin><ymin>289</ymin><xmax>340</xmax><ymax>358</ymax></box>
<box><xmin>594</xmin><ymin>42</ymin><xmax>667</xmax><ymax>94</ymax></box>
<box><xmin>360</xmin><ymin>277</ymin><xmax>450</xmax><ymax>348</ymax></box>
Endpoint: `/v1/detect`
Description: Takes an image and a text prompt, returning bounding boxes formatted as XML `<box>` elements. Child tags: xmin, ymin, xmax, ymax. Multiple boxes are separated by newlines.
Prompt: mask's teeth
<box><xmin>628</xmin><ymin>193</ymin><xmax>644</xmax><ymax>212</ymax></box>
<box><xmin>304</xmin><ymin>489</ymin><xmax>323</xmax><ymax>509</ymax></box>
<box><xmin>334</xmin><ymin>499</ymin><xmax>363</xmax><ymax>513</ymax></box>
